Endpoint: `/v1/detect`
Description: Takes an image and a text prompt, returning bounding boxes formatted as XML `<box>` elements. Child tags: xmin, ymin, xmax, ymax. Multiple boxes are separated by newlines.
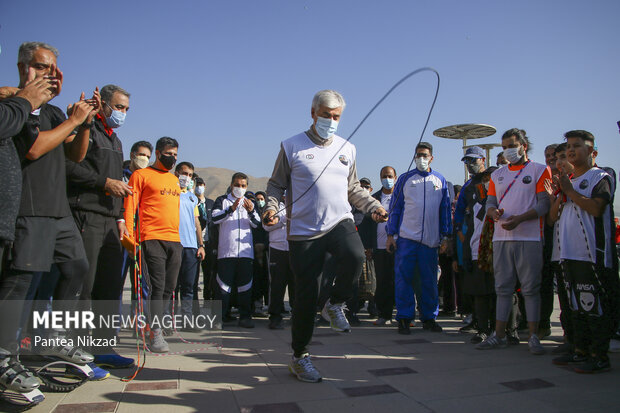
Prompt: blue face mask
<box><xmin>381</xmin><ymin>178</ymin><xmax>394</xmax><ymax>190</ymax></box>
<box><xmin>314</xmin><ymin>116</ymin><xmax>338</xmax><ymax>139</ymax></box>
<box><xmin>105</xmin><ymin>104</ymin><xmax>126</xmax><ymax>128</ymax></box>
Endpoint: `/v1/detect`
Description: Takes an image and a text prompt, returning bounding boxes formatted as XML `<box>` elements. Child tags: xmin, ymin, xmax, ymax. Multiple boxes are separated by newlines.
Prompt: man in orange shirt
<box><xmin>124</xmin><ymin>137</ymin><xmax>182</xmax><ymax>353</ymax></box>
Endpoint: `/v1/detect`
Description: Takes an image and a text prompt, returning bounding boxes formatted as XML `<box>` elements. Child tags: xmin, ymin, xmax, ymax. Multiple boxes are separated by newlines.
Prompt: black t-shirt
<box><xmin>13</xmin><ymin>104</ymin><xmax>72</xmax><ymax>217</ymax></box>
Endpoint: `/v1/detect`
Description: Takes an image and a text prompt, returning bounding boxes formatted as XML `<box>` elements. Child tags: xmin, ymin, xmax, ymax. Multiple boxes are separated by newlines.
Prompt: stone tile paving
<box><xmin>10</xmin><ymin>300</ymin><xmax>620</xmax><ymax>413</ymax></box>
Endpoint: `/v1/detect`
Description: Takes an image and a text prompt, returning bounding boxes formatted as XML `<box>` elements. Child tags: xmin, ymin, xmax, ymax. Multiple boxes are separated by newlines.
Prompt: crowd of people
<box><xmin>0</xmin><ymin>41</ymin><xmax>619</xmax><ymax>402</ymax></box>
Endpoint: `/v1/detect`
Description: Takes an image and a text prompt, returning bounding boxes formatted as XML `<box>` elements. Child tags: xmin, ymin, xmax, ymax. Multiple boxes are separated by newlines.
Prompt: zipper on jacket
<box><xmin>420</xmin><ymin>175</ymin><xmax>426</xmax><ymax>243</ymax></box>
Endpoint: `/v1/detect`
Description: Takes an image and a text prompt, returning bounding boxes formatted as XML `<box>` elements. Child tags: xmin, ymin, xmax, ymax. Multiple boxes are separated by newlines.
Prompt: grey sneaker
<box><xmin>289</xmin><ymin>354</ymin><xmax>322</xmax><ymax>383</ymax></box>
<box><xmin>150</xmin><ymin>328</ymin><xmax>169</xmax><ymax>353</ymax></box>
<box><xmin>373</xmin><ymin>317</ymin><xmax>391</xmax><ymax>326</ymax></box>
<box><xmin>528</xmin><ymin>334</ymin><xmax>545</xmax><ymax>355</ymax></box>
<box><xmin>321</xmin><ymin>299</ymin><xmax>351</xmax><ymax>332</ymax></box>
<box><xmin>476</xmin><ymin>332</ymin><xmax>508</xmax><ymax>350</ymax></box>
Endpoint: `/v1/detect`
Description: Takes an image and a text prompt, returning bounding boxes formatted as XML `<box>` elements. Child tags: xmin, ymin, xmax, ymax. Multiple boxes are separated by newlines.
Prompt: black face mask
<box><xmin>159</xmin><ymin>154</ymin><xmax>176</xmax><ymax>170</ymax></box>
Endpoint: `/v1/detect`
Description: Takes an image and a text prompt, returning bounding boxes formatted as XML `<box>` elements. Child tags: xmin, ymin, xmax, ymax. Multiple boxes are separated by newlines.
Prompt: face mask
<box><xmin>415</xmin><ymin>157</ymin><xmax>430</xmax><ymax>172</ymax></box>
<box><xmin>195</xmin><ymin>186</ymin><xmax>205</xmax><ymax>195</ymax></box>
<box><xmin>314</xmin><ymin>116</ymin><xmax>338</xmax><ymax>139</ymax></box>
<box><xmin>178</xmin><ymin>175</ymin><xmax>190</xmax><ymax>189</ymax></box>
<box><xmin>159</xmin><ymin>154</ymin><xmax>176</xmax><ymax>170</ymax></box>
<box><xmin>381</xmin><ymin>178</ymin><xmax>395</xmax><ymax>190</ymax></box>
<box><xmin>131</xmin><ymin>155</ymin><xmax>149</xmax><ymax>170</ymax></box>
<box><xmin>232</xmin><ymin>186</ymin><xmax>246</xmax><ymax>199</ymax></box>
<box><xmin>257</xmin><ymin>200</ymin><xmax>265</xmax><ymax>208</ymax></box>
<box><xmin>105</xmin><ymin>104</ymin><xmax>126</xmax><ymax>128</ymax></box>
<box><xmin>503</xmin><ymin>147</ymin><xmax>523</xmax><ymax>164</ymax></box>
<box><xmin>466</xmin><ymin>162</ymin><xmax>482</xmax><ymax>175</ymax></box>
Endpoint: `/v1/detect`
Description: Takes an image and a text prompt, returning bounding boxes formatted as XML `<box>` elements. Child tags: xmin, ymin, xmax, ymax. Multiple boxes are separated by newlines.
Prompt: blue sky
<box><xmin>1</xmin><ymin>0</ymin><xmax>619</xmax><ymax>208</ymax></box>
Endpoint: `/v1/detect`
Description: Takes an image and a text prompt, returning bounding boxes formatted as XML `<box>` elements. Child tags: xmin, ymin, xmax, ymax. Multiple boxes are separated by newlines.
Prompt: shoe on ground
<box><xmin>506</xmin><ymin>332</ymin><xmax>520</xmax><ymax>345</ymax></box>
<box><xmin>422</xmin><ymin>320</ymin><xmax>443</xmax><ymax>332</ymax></box>
<box><xmin>552</xmin><ymin>352</ymin><xmax>588</xmax><ymax>366</ymax></box>
<box><xmin>537</xmin><ymin>326</ymin><xmax>552</xmax><ymax>339</ymax></box>
<box><xmin>609</xmin><ymin>339</ymin><xmax>620</xmax><ymax>353</ymax></box>
<box><xmin>528</xmin><ymin>334</ymin><xmax>545</xmax><ymax>355</ymax></box>
<box><xmin>470</xmin><ymin>331</ymin><xmax>488</xmax><ymax>344</ymax></box>
<box><xmin>94</xmin><ymin>354</ymin><xmax>135</xmax><ymax>369</ymax></box>
<box><xmin>551</xmin><ymin>342</ymin><xmax>574</xmax><ymax>355</ymax></box>
<box><xmin>87</xmin><ymin>362</ymin><xmax>110</xmax><ymax>380</ymax></box>
<box><xmin>0</xmin><ymin>353</ymin><xmax>41</xmax><ymax>393</ymax></box>
<box><xmin>289</xmin><ymin>354</ymin><xmax>322</xmax><ymax>383</ymax></box>
<box><xmin>268</xmin><ymin>319</ymin><xmax>284</xmax><ymax>330</ymax></box>
<box><xmin>476</xmin><ymin>332</ymin><xmax>508</xmax><ymax>350</ymax></box>
<box><xmin>573</xmin><ymin>357</ymin><xmax>611</xmax><ymax>374</ymax></box>
<box><xmin>321</xmin><ymin>299</ymin><xmax>351</xmax><ymax>332</ymax></box>
<box><xmin>346</xmin><ymin>313</ymin><xmax>361</xmax><ymax>327</ymax></box>
<box><xmin>459</xmin><ymin>321</ymin><xmax>477</xmax><ymax>333</ymax></box>
<box><xmin>462</xmin><ymin>314</ymin><xmax>473</xmax><ymax>324</ymax></box>
<box><xmin>238</xmin><ymin>318</ymin><xmax>255</xmax><ymax>328</ymax></box>
<box><xmin>397</xmin><ymin>319</ymin><xmax>411</xmax><ymax>335</ymax></box>
<box><xmin>373</xmin><ymin>317</ymin><xmax>392</xmax><ymax>326</ymax></box>
<box><xmin>150</xmin><ymin>329</ymin><xmax>170</xmax><ymax>353</ymax></box>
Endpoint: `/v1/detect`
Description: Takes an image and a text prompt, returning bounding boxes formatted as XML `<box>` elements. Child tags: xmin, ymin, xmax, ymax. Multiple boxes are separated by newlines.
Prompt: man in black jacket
<box><xmin>66</xmin><ymin>84</ymin><xmax>134</xmax><ymax>369</ymax></box>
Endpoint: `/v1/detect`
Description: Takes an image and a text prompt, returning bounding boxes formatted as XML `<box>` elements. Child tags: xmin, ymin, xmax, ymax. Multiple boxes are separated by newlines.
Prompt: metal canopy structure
<box><xmin>433</xmin><ymin>123</ymin><xmax>497</xmax><ymax>181</ymax></box>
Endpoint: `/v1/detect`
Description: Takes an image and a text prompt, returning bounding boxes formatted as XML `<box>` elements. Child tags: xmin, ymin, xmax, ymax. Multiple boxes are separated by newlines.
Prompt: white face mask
<box><xmin>232</xmin><ymin>186</ymin><xmax>246</xmax><ymax>199</ymax></box>
<box><xmin>178</xmin><ymin>175</ymin><xmax>190</xmax><ymax>189</ymax></box>
<box><xmin>131</xmin><ymin>155</ymin><xmax>149</xmax><ymax>170</ymax></box>
<box><xmin>195</xmin><ymin>186</ymin><xmax>205</xmax><ymax>195</ymax></box>
<box><xmin>415</xmin><ymin>157</ymin><xmax>430</xmax><ymax>172</ymax></box>
<box><xmin>503</xmin><ymin>147</ymin><xmax>523</xmax><ymax>164</ymax></box>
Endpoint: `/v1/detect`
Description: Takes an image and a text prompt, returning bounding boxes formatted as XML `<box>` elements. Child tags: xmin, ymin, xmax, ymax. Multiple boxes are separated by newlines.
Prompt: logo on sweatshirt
<box><xmin>579</xmin><ymin>179</ymin><xmax>589</xmax><ymax>189</ymax></box>
<box><xmin>306</xmin><ymin>154</ymin><xmax>314</xmax><ymax>160</ymax></box>
<box><xmin>339</xmin><ymin>155</ymin><xmax>349</xmax><ymax>166</ymax></box>
<box><xmin>522</xmin><ymin>175</ymin><xmax>532</xmax><ymax>184</ymax></box>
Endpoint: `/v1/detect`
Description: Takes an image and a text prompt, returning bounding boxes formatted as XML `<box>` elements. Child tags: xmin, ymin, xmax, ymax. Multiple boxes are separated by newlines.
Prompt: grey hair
<box><xmin>18</xmin><ymin>42</ymin><xmax>59</xmax><ymax>65</ymax></box>
<box><xmin>100</xmin><ymin>84</ymin><xmax>131</xmax><ymax>103</ymax></box>
<box><xmin>312</xmin><ymin>89</ymin><xmax>346</xmax><ymax>111</ymax></box>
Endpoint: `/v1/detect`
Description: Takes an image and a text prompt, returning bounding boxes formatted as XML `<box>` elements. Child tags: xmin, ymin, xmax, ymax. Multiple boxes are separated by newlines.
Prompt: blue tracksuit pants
<box><xmin>394</xmin><ymin>238</ymin><xmax>439</xmax><ymax>321</ymax></box>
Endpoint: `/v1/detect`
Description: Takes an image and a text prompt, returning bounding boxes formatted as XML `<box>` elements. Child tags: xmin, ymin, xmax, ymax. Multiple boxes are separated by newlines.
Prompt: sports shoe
<box><xmin>422</xmin><ymin>320</ymin><xmax>443</xmax><ymax>332</ymax></box>
<box><xmin>459</xmin><ymin>321</ymin><xmax>477</xmax><ymax>333</ymax></box>
<box><xmin>574</xmin><ymin>357</ymin><xmax>611</xmax><ymax>374</ymax></box>
<box><xmin>552</xmin><ymin>352</ymin><xmax>588</xmax><ymax>366</ymax></box>
<box><xmin>94</xmin><ymin>354</ymin><xmax>135</xmax><ymax>369</ymax></box>
<box><xmin>397</xmin><ymin>319</ymin><xmax>411</xmax><ymax>335</ymax></box>
<box><xmin>321</xmin><ymin>300</ymin><xmax>351</xmax><ymax>332</ymax></box>
<box><xmin>373</xmin><ymin>317</ymin><xmax>391</xmax><ymax>326</ymax></box>
<box><xmin>462</xmin><ymin>314</ymin><xmax>473</xmax><ymax>324</ymax></box>
<box><xmin>69</xmin><ymin>362</ymin><xmax>109</xmax><ymax>381</ymax></box>
<box><xmin>238</xmin><ymin>318</ymin><xmax>255</xmax><ymax>328</ymax></box>
<box><xmin>470</xmin><ymin>331</ymin><xmax>488</xmax><ymax>344</ymax></box>
<box><xmin>150</xmin><ymin>328</ymin><xmax>169</xmax><ymax>353</ymax></box>
<box><xmin>0</xmin><ymin>352</ymin><xmax>41</xmax><ymax>393</ymax></box>
<box><xmin>476</xmin><ymin>332</ymin><xmax>508</xmax><ymax>350</ymax></box>
<box><xmin>528</xmin><ymin>334</ymin><xmax>545</xmax><ymax>355</ymax></box>
<box><xmin>289</xmin><ymin>354</ymin><xmax>322</xmax><ymax>383</ymax></box>
<box><xmin>609</xmin><ymin>339</ymin><xmax>620</xmax><ymax>353</ymax></box>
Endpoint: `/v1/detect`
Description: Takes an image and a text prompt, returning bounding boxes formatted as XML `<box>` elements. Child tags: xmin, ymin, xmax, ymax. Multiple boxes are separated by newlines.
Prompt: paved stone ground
<box><xmin>6</xmin><ymin>296</ymin><xmax>620</xmax><ymax>413</ymax></box>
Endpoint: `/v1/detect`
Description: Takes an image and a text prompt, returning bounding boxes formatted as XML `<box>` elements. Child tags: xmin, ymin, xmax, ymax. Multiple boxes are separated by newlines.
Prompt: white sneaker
<box><xmin>289</xmin><ymin>354</ymin><xmax>322</xmax><ymax>383</ymax></box>
<box><xmin>373</xmin><ymin>318</ymin><xmax>392</xmax><ymax>326</ymax></box>
<box><xmin>321</xmin><ymin>299</ymin><xmax>351</xmax><ymax>332</ymax></box>
<box><xmin>150</xmin><ymin>329</ymin><xmax>169</xmax><ymax>353</ymax></box>
<box><xmin>528</xmin><ymin>334</ymin><xmax>545</xmax><ymax>355</ymax></box>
